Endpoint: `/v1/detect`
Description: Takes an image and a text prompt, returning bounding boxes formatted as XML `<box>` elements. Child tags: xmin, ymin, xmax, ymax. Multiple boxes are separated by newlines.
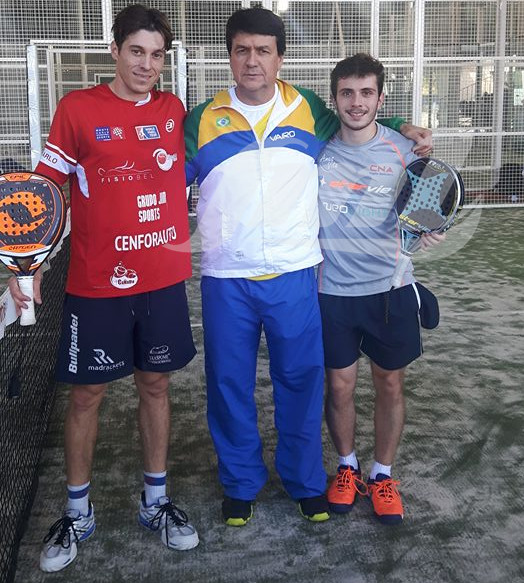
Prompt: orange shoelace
<box><xmin>370</xmin><ymin>478</ymin><xmax>401</xmax><ymax>506</ymax></box>
<box><xmin>336</xmin><ymin>467</ymin><xmax>369</xmax><ymax>496</ymax></box>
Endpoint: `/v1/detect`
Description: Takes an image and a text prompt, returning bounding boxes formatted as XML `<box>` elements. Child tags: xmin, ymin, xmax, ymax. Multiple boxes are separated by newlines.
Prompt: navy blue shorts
<box><xmin>319</xmin><ymin>283</ymin><xmax>424</xmax><ymax>371</ymax></box>
<box><xmin>56</xmin><ymin>282</ymin><xmax>196</xmax><ymax>385</ymax></box>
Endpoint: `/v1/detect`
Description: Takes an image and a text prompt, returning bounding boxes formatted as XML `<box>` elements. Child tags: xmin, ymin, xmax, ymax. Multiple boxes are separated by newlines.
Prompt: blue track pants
<box><xmin>201</xmin><ymin>268</ymin><xmax>327</xmax><ymax>501</ymax></box>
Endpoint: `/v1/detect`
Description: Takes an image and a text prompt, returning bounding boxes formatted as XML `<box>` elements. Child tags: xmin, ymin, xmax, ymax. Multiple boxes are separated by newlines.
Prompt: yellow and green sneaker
<box><xmin>222</xmin><ymin>496</ymin><xmax>254</xmax><ymax>527</ymax></box>
<box><xmin>298</xmin><ymin>495</ymin><xmax>330</xmax><ymax>522</ymax></box>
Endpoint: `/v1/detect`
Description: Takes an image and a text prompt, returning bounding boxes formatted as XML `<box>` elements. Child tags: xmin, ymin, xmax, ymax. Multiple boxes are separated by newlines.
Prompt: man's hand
<box><xmin>419</xmin><ymin>231</ymin><xmax>446</xmax><ymax>251</ymax></box>
<box><xmin>399</xmin><ymin>123</ymin><xmax>433</xmax><ymax>156</ymax></box>
<box><xmin>7</xmin><ymin>271</ymin><xmax>43</xmax><ymax>317</ymax></box>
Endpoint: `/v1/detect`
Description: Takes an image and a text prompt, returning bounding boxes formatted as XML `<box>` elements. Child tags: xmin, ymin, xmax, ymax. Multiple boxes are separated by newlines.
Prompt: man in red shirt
<box><xmin>9</xmin><ymin>4</ymin><xmax>198</xmax><ymax>572</ymax></box>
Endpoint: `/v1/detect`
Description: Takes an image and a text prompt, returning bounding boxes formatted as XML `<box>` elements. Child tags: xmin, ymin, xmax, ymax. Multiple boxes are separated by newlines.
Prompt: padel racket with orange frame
<box><xmin>0</xmin><ymin>171</ymin><xmax>67</xmax><ymax>325</ymax></box>
<box><xmin>390</xmin><ymin>157</ymin><xmax>464</xmax><ymax>289</ymax></box>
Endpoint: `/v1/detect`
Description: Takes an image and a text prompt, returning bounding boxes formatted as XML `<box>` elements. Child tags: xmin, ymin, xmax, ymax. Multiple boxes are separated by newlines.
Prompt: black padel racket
<box><xmin>390</xmin><ymin>157</ymin><xmax>464</xmax><ymax>289</ymax></box>
<box><xmin>0</xmin><ymin>172</ymin><xmax>67</xmax><ymax>325</ymax></box>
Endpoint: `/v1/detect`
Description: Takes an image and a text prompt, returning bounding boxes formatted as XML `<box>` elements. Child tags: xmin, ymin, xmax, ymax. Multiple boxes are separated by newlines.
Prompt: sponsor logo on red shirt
<box><xmin>135</xmin><ymin>125</ymin><xmax>160</xmax><ymax>140</ymax></box>
<box><xmin>153</xmin><ymin>149</ymin><xmax>177</xmax><ymax>171</ymax></box>
<box><xmin>98</xmin><ymin>161</ymin><xmax>154</xmax><ymax>184</ymax></box>
<box><xmin>95</xmin><ymin>126</ymin><xmax>126</xmax><ymax>141</ymax></box>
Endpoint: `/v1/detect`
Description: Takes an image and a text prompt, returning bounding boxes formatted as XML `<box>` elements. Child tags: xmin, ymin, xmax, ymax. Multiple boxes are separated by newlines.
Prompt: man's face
<box><xmin>334</xmin><ymin>74</ymin><xmax>384</xmax><ymax>132</ymax></box>
<box><xmin>229</xmin><ymin>32</ymin><xmax>283</xmax><ymax>105</ymax></box>
<box><xmin>111</xmin><ymin>29</ymin><xmax>166</xmax><ymax>101</ymax></box>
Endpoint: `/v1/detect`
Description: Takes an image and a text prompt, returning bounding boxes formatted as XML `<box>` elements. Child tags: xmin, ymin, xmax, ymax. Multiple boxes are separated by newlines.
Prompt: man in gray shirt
<box><xmin>317</xmin><ymin>53</ymin><xmax>443</xmax><ymax>525</ymax></box>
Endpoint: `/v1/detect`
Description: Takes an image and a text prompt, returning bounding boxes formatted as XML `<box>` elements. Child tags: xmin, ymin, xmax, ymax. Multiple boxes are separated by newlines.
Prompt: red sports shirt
<box><xmin>36</xmin><ymin>84</ymin><xmax>191</xmax><ymax>297</ymax></box>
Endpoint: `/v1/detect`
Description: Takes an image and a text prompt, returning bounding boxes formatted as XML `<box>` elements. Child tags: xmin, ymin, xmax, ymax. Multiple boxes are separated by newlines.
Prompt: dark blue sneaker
<box><xmin>298</xmin><ymin>494</ymin><xmax>330</xmax><ymax>522</ymax></box>
<box><xmin>222</xmin><ymin>496</ymin><xmax>254</xmax><ymax>526</ymax></box>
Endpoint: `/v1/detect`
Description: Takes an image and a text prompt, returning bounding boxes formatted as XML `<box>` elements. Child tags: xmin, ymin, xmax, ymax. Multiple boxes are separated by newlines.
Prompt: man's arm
<box><xmin>377</xmin><ymin>117</ymin><xmax>433</xmax><ymax>156</ymax></box>
<box><xmin>297</xmin><ymin>86</ymin><xmax>433</xmax><ymax>154</ymax></box>
<box><xmin>398</xmin><ymin>123</ymin><xmax>433</xmax><ymax>156</ymax></box>
<box><xmin>292</xmin><ymin>86</ymin><xmax>433</xmax><ymax>157</ymax></box>
<box><xmin>8</xmin><ymin>97</ymin><xmax>72</xmax><ymax>315</ymax></box>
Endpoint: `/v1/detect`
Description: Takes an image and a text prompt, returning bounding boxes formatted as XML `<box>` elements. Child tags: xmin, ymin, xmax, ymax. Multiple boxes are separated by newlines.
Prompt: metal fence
<box><xmin>0</xmin><ymin>0</ymin><xmax>523</xmax><ymax>206</ymax></box>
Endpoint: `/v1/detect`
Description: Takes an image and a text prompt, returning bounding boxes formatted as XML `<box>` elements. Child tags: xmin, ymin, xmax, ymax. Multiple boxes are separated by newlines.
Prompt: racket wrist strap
<box><xmin>390</xmin><ymin>253</ymin><xmax>412</xmax><ymax>289</ymax></box>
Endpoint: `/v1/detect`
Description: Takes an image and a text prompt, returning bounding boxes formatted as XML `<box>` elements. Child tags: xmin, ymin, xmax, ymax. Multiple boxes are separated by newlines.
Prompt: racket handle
<box><xmin>390</xmin><ymin>252</ymin><xmax>412</xmax><ymax>289</ymax></box>
<box><xmin>18</xmin><ymin>276</ymin><xmax>36</xmax><ymax>326</ymax></box>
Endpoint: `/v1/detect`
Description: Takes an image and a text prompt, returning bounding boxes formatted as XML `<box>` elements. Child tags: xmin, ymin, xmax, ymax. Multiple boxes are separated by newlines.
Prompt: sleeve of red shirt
<box><xmin>35</xmin><ymin>95</ymin><xmax>78</xmax><ymax>187</ymax></box>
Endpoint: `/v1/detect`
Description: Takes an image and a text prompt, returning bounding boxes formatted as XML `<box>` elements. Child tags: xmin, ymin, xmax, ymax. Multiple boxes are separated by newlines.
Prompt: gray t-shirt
<box><xmin>317</xmin><ymin>123</ymin><xmax>418</xmax><ymax>297</ymax></box>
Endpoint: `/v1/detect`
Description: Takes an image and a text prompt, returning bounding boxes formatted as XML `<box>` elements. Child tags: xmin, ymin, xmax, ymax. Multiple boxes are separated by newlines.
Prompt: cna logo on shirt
<box><xmin>369</xmin><ymin>164</ymin><xmax>394</xmax><ymax>175</ymax></box>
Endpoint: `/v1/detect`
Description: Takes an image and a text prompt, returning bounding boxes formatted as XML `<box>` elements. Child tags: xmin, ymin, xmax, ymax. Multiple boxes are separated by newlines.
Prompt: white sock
<box><xmin>67</xmin><ymin>481</ymin><xmax>90</xmax><ymax>515</ymax></box>
<box><xmin>369</xmin><ymin>461</ymin><xmax>392</xmax><ymax>481</ymax></box>
<box><xmin>144</xmin><ymin>470</ymin><xmax>167</xmax><ymax>506</ymax></box>
<box><xmin>338</xmin><ymin>451</ymin><xmax>359</xmax><ymax>470</ymax></box>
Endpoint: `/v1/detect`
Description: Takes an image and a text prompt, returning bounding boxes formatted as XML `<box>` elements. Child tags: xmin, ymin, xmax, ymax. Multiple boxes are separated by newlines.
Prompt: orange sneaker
<box><xmin>327</xmin><ymin>465</ymin><xmax>368</xmax><ymax>513</ymax></box>
<box><xmin>367</xmin><ymin>474</ymin><xmax>404</xmax><ymax>525</ymax></box>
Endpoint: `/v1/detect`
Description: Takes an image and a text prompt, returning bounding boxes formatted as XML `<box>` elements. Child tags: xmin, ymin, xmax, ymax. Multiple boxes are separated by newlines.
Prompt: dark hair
<box><xmin>330</xmin><ymin>53</ymin><xmax>385</xmax><ymax>97</ymax></box>
<box><xmin>226</xmin><ymin>7</ymin><xmax>286</xmax><ymax>56</ymax></box>
<box><xmin>112</xmin><ymin>4</ymin><xmax>174</xmax><ymax>51</ymax></box>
